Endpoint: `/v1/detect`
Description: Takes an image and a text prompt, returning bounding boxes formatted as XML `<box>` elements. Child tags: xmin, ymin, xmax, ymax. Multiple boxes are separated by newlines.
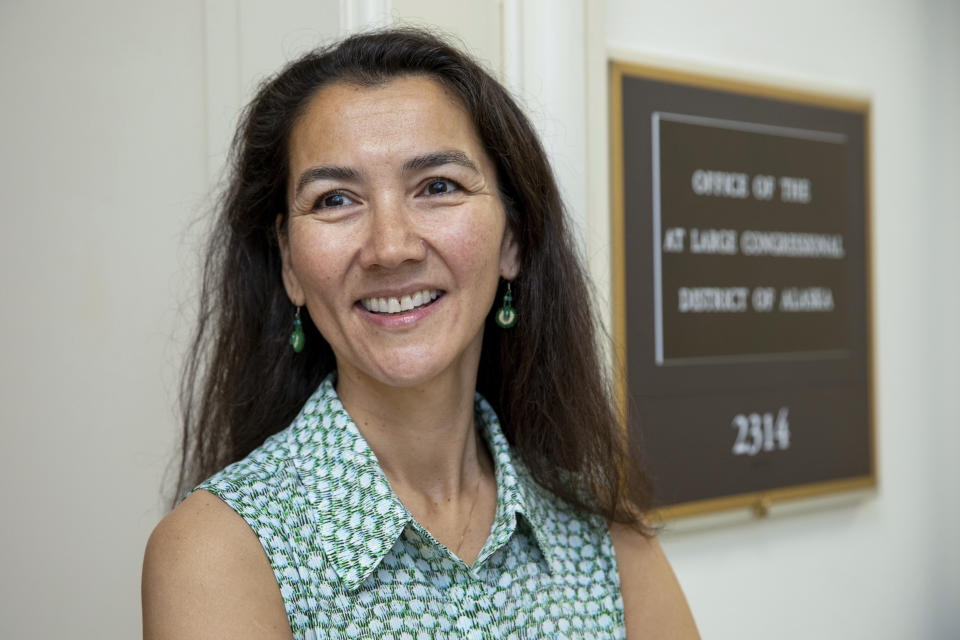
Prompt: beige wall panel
<box><xmin>0</xmin><ymin>1</ymin><xmax>207</xmax><ymax>637</ymax></box>
<box><xmin>393</xmin><ymin>0</ymin><xmax>501</xmax><ymax>76</ymax></box>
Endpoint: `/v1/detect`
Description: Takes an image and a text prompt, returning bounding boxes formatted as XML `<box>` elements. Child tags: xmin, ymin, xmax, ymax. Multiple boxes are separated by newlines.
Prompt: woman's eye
<box><xmin>422</xmin><ymin>179</ymin><xmax>460</xmax><ymax>196</ymax></box>
<box><xmin>314</xmin><ymin>191</ymin><xmax>355</xmax><ymax>209</ymax></box>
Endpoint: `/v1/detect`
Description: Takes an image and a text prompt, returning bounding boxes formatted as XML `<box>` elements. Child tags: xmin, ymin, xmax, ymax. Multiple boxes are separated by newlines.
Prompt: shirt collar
<box><xmin>288</xmin><ymin>375</ymin><xmax>563</xmax><ymax>591</ymax></box>
<box><xmin>472</xmin><ymin>394</ymin><xmax>565</xmax><ymax>576</ymax></box>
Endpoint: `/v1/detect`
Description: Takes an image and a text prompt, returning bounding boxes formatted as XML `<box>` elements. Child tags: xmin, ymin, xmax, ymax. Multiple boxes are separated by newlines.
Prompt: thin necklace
<box><xmin>454</xmin><ymin>472</ymin><xmax>483</xmax><ymax>557</ymax></box>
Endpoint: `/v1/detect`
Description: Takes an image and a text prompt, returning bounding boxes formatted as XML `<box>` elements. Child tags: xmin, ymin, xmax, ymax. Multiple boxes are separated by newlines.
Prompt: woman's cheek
<box><xmin>292</xmin><ymin>226</ymin><xmax>351</xmax><ymax>273</ymax></box>
<box><xmin>445</xmin><ymin>215</ymin><xmax>504</xmax><ymax>269</ymax></box>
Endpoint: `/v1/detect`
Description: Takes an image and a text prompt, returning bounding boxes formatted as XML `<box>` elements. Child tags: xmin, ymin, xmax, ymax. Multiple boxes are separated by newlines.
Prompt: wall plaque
<box><xmin>610</xmin><ymin>61</ymin><xmax>875</xmax><ymax>519</ymax></box>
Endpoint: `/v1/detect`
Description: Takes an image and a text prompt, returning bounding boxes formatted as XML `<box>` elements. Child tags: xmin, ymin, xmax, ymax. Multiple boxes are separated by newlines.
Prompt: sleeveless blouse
<box><xmin>190</xmin><ymin>376</ymin><xmax>626</xmax><ymax>639</ymax></box>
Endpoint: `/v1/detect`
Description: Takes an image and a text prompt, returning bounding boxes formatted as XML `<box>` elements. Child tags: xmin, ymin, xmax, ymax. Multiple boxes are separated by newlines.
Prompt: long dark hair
<box><xmin>175</xmin><ymin>27</ymin><xmax>653</xmax><ymax>530</ymax></box>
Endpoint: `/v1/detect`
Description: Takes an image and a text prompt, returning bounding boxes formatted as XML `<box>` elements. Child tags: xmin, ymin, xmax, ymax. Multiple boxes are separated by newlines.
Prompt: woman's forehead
<box><xmin>288</xmin><ymin>76</ymin><xmax>487</xmax><ymax>172</ymax></box>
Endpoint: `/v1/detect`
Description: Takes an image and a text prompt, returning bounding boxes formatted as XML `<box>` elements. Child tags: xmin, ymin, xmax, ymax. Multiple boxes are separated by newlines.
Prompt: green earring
<box><xmin>495</xmin><ymin>282</ymin><xmax>517</xmax><ymax>329</ymax></box>
<box><xmin>289</xmin><ymin>306</ymin><xmax>305</xmax><ymax>353</ymax></box>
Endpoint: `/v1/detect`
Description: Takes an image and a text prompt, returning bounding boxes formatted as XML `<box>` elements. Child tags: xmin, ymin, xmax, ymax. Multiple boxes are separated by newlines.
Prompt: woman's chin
<box><xmin>338</xmin><ymin>351</ymin><xmax>479</xmax><ymax>393</ymax></box>
<box><xmin>330</xmin><ymin>325</ymin><xmax>486</xmax><ymax>392</ymax></box>
<box><xmin>366</xmin><ymin>363</ymin><xmax>457</xmax><ymax>390</ymax></box>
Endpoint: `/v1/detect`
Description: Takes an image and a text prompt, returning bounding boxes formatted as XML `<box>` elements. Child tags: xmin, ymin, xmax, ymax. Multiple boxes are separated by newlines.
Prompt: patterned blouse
<box><xmin>191</xmin><ymin>375</ymin><xmax>626</xmax><ymax>639</ymax></box>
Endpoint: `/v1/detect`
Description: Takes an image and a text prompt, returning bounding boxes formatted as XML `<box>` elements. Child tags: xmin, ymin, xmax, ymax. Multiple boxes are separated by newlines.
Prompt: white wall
<box><xmin>1</xmin><ymin>1</ymin><xmax>956</xmax><ymax>638</ymax></box>
<box><xmin>0</xmin><ymin>2</ymin><xmax>207</xmax><ymax>637</ymax></box>
<box><xmin>604</xmin><ymin>1</ymin><xmax>960</xmax><ymax>638</ymax></box>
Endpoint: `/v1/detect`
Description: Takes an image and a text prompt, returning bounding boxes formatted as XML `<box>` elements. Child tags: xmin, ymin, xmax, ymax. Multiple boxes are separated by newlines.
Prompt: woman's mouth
<box><xmin>358</xmin><ymin>289</ymin><xmax>443</xmax><ymax>315</ymax></box>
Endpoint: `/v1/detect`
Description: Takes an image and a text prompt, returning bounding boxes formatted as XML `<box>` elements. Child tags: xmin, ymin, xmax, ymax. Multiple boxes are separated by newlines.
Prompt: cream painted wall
<box><xmin>604</xmin><ymin>1</ymin><xmax>960</xmax><ymax>638</ymax></box>
<box><xmin>0</xmin><ymin>2</ymin><xmax>208</xmax><ymax>637</ymax></box>
<box><xmin>393</xmin><ymin>0</ymin><xmax>501</xmax><ymax>73</ymax></box>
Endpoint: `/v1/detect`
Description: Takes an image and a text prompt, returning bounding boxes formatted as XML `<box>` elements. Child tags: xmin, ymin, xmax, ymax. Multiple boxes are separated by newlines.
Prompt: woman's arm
<box><xmin>609</xmin><ymin>522</ymin><xmax>701</xmax><ymax>639</ymax></box>
<box><xmin>141</xmin><ymin>490</ymin><xmax>293</xmax><ymax>640</ymax></box>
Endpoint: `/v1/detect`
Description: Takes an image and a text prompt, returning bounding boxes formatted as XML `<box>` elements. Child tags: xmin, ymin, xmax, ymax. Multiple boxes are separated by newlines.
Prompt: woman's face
<box><xmin>279</xmin><ymin>75</ymin><xmax>519</xmax><ymax>389</ymax></box>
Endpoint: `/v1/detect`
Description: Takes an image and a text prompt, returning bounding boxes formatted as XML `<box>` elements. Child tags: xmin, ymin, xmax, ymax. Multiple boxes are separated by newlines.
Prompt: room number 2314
<box><xmin>731</xmin><ymin>407</ymin><xmax>790</xmax><ymax>455</ymax></box>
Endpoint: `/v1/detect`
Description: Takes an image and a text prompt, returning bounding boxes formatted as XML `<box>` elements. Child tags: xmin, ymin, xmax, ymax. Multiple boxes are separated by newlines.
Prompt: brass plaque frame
<box><xmin>610</xmin><ymin>60</ymin><xmax>876</xmax><ymax>521</ymax></box>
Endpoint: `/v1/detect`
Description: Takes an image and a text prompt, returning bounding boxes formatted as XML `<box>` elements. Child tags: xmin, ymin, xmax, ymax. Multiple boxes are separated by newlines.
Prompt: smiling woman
<box><xmin>279</xmin><ymin>77</ymin><xmax>517</xmax><ymax>392</ymax></box>
<box><xmin>142</xmin><ymin>28</ymin><xmax>698</xmax><ymax>639</ymax></box>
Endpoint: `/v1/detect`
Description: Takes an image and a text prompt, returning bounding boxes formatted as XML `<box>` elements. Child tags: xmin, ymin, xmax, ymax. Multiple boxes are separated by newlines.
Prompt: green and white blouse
<box><xmin>191</xmin><ymin>375</ymin><xmax>626</xmax><ymax>639</ymax></box>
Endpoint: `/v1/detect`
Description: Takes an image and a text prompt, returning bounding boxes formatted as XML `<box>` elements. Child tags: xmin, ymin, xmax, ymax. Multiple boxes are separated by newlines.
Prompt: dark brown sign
<box><xmin>610</xmin><ymin>62</ymin><xmax>874</xmax><ymax>518</ymax></box>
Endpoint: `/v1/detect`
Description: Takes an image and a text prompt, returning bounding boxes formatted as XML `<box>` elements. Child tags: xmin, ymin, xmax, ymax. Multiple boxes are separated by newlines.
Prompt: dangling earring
<box><xmin>289</xmin><ymin>306</ymin><xmax>305</xmax><ymax>353</ymax></box>
<box><xmin>495</xmin><ymin>282</ymin><xmax>517</xmax><ymax>329</ymax></box>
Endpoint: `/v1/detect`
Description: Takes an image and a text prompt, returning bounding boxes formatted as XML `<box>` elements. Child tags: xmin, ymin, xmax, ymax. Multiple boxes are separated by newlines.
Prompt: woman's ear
<box><xmin>275</xmin><ymin>213</ymin><xmax>305</xmax><ymax>305</ymax></box>
<box><xmin>499</xmin><ymin>227</ymin><xmax>520</xmax><ymax>280</ymax></box>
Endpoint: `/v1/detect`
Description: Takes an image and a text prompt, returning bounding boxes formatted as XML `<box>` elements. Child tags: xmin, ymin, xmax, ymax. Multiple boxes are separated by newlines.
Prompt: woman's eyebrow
<box><xmin>402</xmin><ymin>150</ymin><xmax>479</xmax><ymax>175</ymax></box>
<box><xmin>294</xmin><ymin>151</ymin><xmax>479</xmax><ymax>199</ymax></box>
<box><xmin>294</xmin><ymin>165</ymin><xmax>359</xmax><ymax>199</ymax></box>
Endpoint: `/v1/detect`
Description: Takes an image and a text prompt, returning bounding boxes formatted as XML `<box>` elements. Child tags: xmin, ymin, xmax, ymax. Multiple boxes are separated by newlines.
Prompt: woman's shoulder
<box><xmin>144</xmin><ymin>490</ymin><xmax>261</xmax><ymax>573</ymax></box>
<box><xmin>141</xmin><ymin>422</ymin><xmax>309</xmax><ymax>638</ymax></box>
<box><xmin>608</xmin><ymin>522</ymin><xmax>701</xmax><ymax>639</ymax></box>
<box><xmin>142</xmin><ymin>490</ymin><xmax>292</xmax><ymax>639</ymax></box>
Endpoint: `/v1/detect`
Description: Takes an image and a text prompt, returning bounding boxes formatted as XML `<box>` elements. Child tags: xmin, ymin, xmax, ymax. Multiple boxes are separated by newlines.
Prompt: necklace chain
<box><xmin>453</xmin><ymin>472</ymin><xmax>482</xmax><ymax>557</ymax></box>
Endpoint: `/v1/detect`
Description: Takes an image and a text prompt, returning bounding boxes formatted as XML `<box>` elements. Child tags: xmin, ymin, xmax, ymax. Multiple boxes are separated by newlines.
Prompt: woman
<box><xmin>143</xmin><ymin>28</ymin><xmax>698</xmax><ymax>639</ymax></box>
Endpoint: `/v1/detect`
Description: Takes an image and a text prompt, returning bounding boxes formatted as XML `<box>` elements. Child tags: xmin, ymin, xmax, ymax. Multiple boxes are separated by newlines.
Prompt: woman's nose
<box><xmin>358</xmin><ymin>196</ymin><xmax>427</xmax><ymax>269</ymax></box>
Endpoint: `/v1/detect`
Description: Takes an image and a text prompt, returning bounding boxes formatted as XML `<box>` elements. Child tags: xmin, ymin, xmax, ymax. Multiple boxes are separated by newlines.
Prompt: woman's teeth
<box><xmin>360</xmin><ymin>289</ymin><xmax>440</xmax><ymax>314</ymax></box>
